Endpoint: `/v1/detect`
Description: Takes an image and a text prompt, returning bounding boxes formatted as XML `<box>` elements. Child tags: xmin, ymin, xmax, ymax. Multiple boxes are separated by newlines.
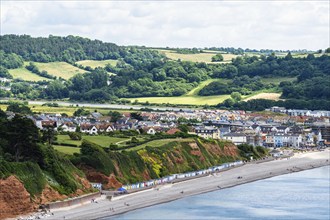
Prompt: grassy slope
<box><xmin>127</xmin><ymin>78</ymin><xmax>231</xmax><ymax>105</ymax></box>
<box><xmin>128</xmin><ymin>76</ymin><xmax>296</xmax><ymax>105</ymax></box>
<box><xmin>76</xmin><ymin>59</ymin><xmax>118</xmax><ymax>68</ymax></box>
<box><xmin>127</xmin><ymin>138</ymin><xmax>194</xmax><ymax>151</ymax></box>
<box><xmin>33</xmin><ymin>62</ymin><xmax>87</xmax><ymax>80</ymax></box>
<box><xmin>8</xmin><ymin>67</ymin><xmax>50</xmax><ymax>82</ymax></box>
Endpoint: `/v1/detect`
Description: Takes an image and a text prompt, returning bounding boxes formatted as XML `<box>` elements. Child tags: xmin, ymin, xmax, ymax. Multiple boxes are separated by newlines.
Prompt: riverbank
<box><xmin>29</xmin><ymin>150</ymin><xmax>330</xmax><ymax>220</ymax></box>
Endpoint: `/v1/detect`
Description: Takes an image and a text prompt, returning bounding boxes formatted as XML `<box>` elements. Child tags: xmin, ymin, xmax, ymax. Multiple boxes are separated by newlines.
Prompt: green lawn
<box><xmin>56</xmin><ymin>135</ymin><xmax>129</xmax><ymax>148</ymax></box>
<box><xmin>8</xmin><ymin>67</ymin><xmax>50</xmax><ymax>82</ymax></box>
<box><xmin>76</xmin><ymin>59</ymin><xmax>118</xmax><ymax>68</ymax></box>
<box><xmin>33</xmin><ymin>62</ymin><xmax>87</xmax><ymax>80</ymax></box>
<box><xmin>127</xmin><ymin>138</ymin><xmax>194</xmax><ymax>151</ymax></box>
<box><xmin>83</xmin><ymin>136</ymin><xmax>129</xmax><ymax>147</ymax></box>
<box><xmin>53</xmin><ymin>145</ymin><xmax>80</xmax><ymax>155</ymax></box>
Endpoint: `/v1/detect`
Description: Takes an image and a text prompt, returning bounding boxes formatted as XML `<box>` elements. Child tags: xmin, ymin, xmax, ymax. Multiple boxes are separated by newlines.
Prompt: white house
<box><xmin>80</xmin><ymin>124</ymin><xmax>98</xmax><ymax>135</ymax></box>
<box><xmin>59</xmin><ymin>123</ymin><xmax>76</xmax><ymax>132</ymax></box>
<box><xmin>222</xmin><ymin>133</ymin><xmax>247</xmax><ymax>145</ymax></box>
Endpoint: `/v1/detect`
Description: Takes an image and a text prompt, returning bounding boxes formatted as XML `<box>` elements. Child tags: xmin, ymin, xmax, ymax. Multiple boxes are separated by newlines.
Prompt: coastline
<box><xmin>37</xmin><ymin>150</ymin><xmax>330</xmax><ymax>220</ymax></box>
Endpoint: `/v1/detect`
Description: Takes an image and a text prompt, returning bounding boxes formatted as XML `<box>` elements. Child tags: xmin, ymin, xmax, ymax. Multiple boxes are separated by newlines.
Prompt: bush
<box><xmin>69</xmin><ymin>132</ymin><xmax>82</xmax><ymax>140</ymax></box>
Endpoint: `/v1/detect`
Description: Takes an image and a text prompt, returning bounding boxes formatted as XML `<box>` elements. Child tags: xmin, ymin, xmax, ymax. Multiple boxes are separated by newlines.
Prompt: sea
<box><xmin>108</xmin><ymin>166</ymin><xmax>330</xmax><ymax>220</ymax></box>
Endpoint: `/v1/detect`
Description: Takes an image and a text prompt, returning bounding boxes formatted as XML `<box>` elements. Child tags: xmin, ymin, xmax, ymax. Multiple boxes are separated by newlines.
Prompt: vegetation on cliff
<box><xmin>70</xmin><ymin>137</ymin><xmax>268</xmax><ymax>187</ymax></box>
<box><xmin>0</xmin><ymin>110</ymin><xmax>92</xmax><ymax>198</ymax></box>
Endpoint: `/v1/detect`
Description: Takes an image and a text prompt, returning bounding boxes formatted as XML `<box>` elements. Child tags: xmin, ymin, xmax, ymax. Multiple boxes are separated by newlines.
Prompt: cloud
<box><xmin>0</xmin><ymin>0</ymin><xmax>329</xmax><ymax>50</ymax></box>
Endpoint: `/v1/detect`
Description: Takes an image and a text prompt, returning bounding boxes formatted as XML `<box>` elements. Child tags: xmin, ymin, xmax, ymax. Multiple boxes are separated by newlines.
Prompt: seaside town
<box><xmin>16</xmin><ymin>106</ymin><xmax>329</xmax><ymax>149</ymax></box>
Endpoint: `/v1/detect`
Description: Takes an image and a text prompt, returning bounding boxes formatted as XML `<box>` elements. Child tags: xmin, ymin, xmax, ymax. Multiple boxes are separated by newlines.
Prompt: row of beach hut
<box><xmin>122</xmin><ymin>160</ymin><xmax>243</xmax><ymax>190</ymax></box>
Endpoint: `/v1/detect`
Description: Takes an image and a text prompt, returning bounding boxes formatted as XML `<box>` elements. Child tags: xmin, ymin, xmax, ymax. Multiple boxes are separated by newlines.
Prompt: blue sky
<box><xmin>1</xmin><ymin>0</ymin><xmax>329</xmax><ymax>50</ymax></box>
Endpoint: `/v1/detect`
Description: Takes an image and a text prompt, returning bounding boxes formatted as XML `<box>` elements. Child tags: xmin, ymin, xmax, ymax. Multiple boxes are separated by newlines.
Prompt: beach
<box><xmin>44</xmin><ymin>150</ymin><xmax>330</xmax><ymax>220</ymax></box>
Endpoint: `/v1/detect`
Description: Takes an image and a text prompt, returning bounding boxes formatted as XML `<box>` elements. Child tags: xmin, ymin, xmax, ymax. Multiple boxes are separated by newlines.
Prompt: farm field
<box><xmin>8</xmin><ymin>67</ymin><xmax>50</xmax><ymax>81</ymax></box>
<box><xmin>53</xmin><ymin>145</ymin><xmax>80</xmax><ymax>155</ymax></box>
<box><xmin>128</xmin><ymin>94</ymin><xmax>230</xmax><ymax>105</ymax></box>
<box><xmin>243</xmin><ymin>92</ymin><xmax>282</xmax><ymax>101</ymax></box>
<box><xmin>76</xmin><ymin>59</ymin><xmax>118</xmax><ymax>68</ymax></box>
<box><xmin>157</xmin><ymin>49</ymin><xmax>238</xmax><ymax>63</ymax></box>
<box><xmin>33</xmin><ymin>62</ymin><xmax>87</xmax><ymax>80</ymax></box>
<box><xmin>127</xmin><ymin>138</ymin><xmax>194</xmax><ymax>151</ymax></box>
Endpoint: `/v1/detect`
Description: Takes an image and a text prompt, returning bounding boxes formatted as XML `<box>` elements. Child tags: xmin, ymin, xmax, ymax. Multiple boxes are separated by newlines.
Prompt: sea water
<box><xmin>108</xmin><ymin>166</ymin><xmax>330</xmax><ymax>220</ymax></box>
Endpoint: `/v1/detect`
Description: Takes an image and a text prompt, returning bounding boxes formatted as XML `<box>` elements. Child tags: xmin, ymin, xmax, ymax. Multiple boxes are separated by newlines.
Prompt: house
<box><xmin>166</xmin><ymin>128</ymin><xmax>181</xmax><ymax>135</ymax></box>
<box><xmin>145</xmin><ymin>127</ymin><xmax>156</xmax><ymax>135</ymax></box>
<box><xmin>191</xmin><ymin>126</ymin><xmax>220</xmax><ymax>139</ymax></box>
<box><xmin>41</xmin><ymin>120</ymin><xmax>57</xmax><ymax>130</ymax></box>
<box><xmin>269</xmin><ymin>149</ymin><xmax>283</xmax><ymax>157</ymax></box>
<box><xmin>222</xmin><ymin>132</ymin><xmax>247</xmax><ymax>145</ymax></box>
<box><xmin>80</xmin><ymin>124</ymin><xmax>98</xmax><ymax>135</ymax></box>
<box><xmin>98</xmin><ymin>124</ymin><xmax>115</xmax><ymax>133</ymax></box>
<box><xmin>59</xmin><ymin>122</ymin><xmax>76</xmax><ymax>132</ymax></box>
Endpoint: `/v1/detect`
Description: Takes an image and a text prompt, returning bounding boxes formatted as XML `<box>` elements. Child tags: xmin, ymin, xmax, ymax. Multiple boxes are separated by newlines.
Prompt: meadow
<box><xmin>76</xmin><ymin>59</ymin><xmax>118</xmax><ymax>68</ymax></box>
<box><xmin>8</xmin><ymin>67</ymin><xmax>50</xmax><ymax>82</ymax></box>
<box><xmin>157</xmin><ymin>49</ymin><xmax>238</xmax><ymax>63</ymax></box>
<box><xmin>33</xmin><ymin>62</ymin><xmax>87</xmax><ymax>80</ymax></box>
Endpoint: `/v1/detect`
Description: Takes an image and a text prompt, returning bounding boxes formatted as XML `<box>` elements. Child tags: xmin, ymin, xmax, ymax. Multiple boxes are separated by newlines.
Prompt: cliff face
<box><xmin>0</xmin><ymin>176</ymin><xmax>34</xmax><ymax>219</ymax></box>
<box><xmin>75</xmin><ymin>139</ymin><xmax>240</xmax><ymax>188</ymax></box>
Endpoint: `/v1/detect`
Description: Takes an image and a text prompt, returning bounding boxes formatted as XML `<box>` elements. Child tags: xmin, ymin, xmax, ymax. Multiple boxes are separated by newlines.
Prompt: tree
<box><xmin>3</xmin><ymin>115</ymin><xmax>39</xmax><ymax>162</ymax></box>
<box><xmin>41</xmin><ymin>127</ymin><xmax>57</xmax><ymax>146</ymax></box>
<box><xmin>69</xmin><ymin>132</ymin><xmax>82</xmax><ymax>140</ymax></box>
<box><xmin>130</xmin><ymin>112</ymin><xmax>143</xmax><ymax>121</ymax></box>
<box><xmin>108</xmin><ymin>111</ymin><xmax>122</xmax><ymax>123</ymax></box>
<box><xmin>73</xmin><ymin>108</ymin><xmax>90</xmax><ymax>117</ymax></box>
<box><xmin>211</xmin><ymin>54</ymin><xmax>224</xmax><ymax>62</ymax></box>
<box><xmin>6</xmin><ymin>102</ymin><xmax>32</xmax><ymax>114</ymax></box>
<box><xmin>231</xmin><ymin>92</ymin><xmax>242</xmax><ymax>102</ymax></box>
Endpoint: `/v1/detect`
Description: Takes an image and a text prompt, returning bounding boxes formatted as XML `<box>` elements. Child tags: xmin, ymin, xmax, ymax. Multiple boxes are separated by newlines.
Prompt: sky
<box><xmin>0</xmin><ymin>0</ymin><xmax>329</xmax><ymax>50</ymax></box>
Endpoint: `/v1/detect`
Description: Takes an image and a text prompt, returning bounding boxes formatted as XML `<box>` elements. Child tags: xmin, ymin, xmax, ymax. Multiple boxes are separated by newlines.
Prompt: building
<box><xmin>191</xmin><ymin>126</ymin><xmax>220</xmax><ymax>139</ymax></box>
<box><xmin>222</xmin><ymin>133</ymin><xmax>247</xmax><ymax>145</ymax></box>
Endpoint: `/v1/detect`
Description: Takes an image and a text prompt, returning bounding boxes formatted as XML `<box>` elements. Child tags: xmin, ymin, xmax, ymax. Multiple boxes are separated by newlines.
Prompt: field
<box><xmin>76</xmin><ymin>59</ymin><xmax>118</xmax><ymax>68</ymax></box>
<box><xmin>260</xmin><ymin>77</ymin><xmax>296</xmax><ymax>85</ymax></box>
<box><xmin>157</xmin><ymin>49</ymin><xmax>238</xmax><ymax>63</ymax></box>
<box><xmin>127</xmin><ymin>138</ymin><xmax>194</xmax><ymax>151</ymax></box>
<box><xmin>128</xmin><ymin>94</ymin><xmax>230</xmax><ymax>105</ymax></box>
<box><xmin>8</xmin><ymin>67</ymin><xmax>50</xmax><ymax>82</ymax></box>
<box><xmin>56</xmin><ymin>134</ymin><xmax>129</xmax><ymax>148</ymax></box>
<box><xmin>53</xmin><ymin>145</ymin><xmax>80</xmax><ymax>155</ymax></box>
<box><xmin>33</xmin><ymin>62</ymin><xmax>87</xmax><ymax>80</ymax></box>
<box><xmin>244</xmin><ymin>92</ymin><xmax>282</xmax><ymax>101</ymax></box>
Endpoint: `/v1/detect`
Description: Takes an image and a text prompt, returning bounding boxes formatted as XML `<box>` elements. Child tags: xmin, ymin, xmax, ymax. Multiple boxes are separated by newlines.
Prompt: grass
<box><xmin>260</xmin><ymin>77</ymin><xmax>296</xmax><ymax>85</ymax></box>
<box><xmin>127</xmin><ymin>138</ymin><xmax>194</xmax><ymax>151</ymax></box>
<box><xmin>76</xmin><ymin>59</ymin><xmax>118</xmax><ymax>68</ymax></box>
<box><xmin>56</xmin><ymin>135</ymin><xmax>129</xmax><ymax>148</ymax></box>
<box><xmin>128</xmin><ymin>95</ymin><xmax>230</xmax><ymax>105</ymax></box>
<box><xmin>127</xmin><ymin>78</ymin><xmax>231</xmax><ymax>105</ymax></box>
<box><xmin>8</xmin><ymin>67</ymin><xmax>50</xmax><ymax>82</ymax></box>
<box><xmin>157</xmin><ymin>49</ymin><xmax>238</xmax><ymax>63</ymax></box>
<box><xmin>53</xmin><ymin>145</ymin><xmax>80</xmax><ymax>155</ymax></box>
<box><xmin>33</xmin><ymin>62</ymin><xmax>87</xmax><ymax>80</ymax></box>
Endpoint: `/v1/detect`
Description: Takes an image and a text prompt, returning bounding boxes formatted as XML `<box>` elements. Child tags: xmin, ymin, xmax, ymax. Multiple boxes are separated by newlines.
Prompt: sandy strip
<box><xmin>45</xmin><ymin>150</ymin><xmax>330</xmax><ymax>220</ymax></box>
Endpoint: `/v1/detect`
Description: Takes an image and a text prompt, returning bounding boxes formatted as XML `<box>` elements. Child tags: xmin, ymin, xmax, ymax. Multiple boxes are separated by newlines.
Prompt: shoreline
<box><xmin>28</xmin><ymin>150</ymin><xmax>330</xmax><ymax>220</ymax></box>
